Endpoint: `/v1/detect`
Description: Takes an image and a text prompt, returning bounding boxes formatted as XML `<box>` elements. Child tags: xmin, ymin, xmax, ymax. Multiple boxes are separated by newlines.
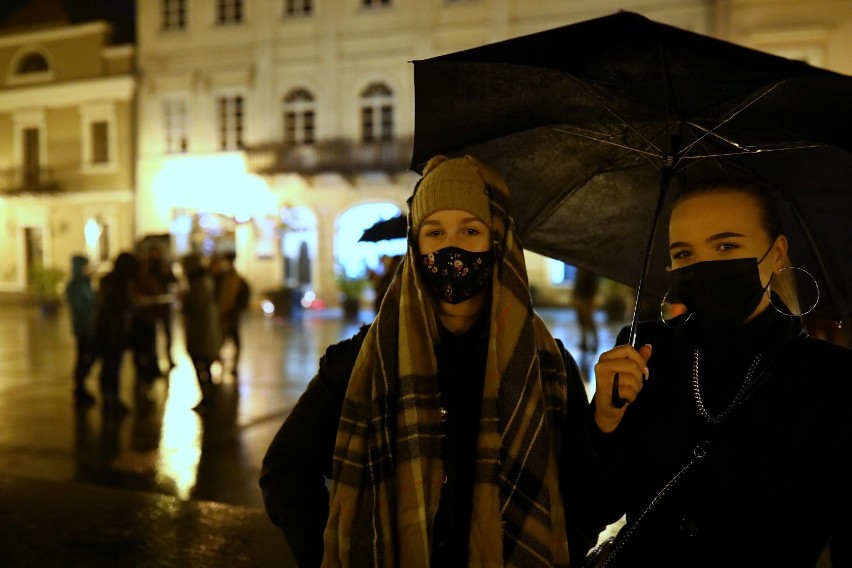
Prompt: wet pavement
<box><xmin>0</xmin><ymin>300</ymin><xmax>619</xmax><ymax>566</ymax></box>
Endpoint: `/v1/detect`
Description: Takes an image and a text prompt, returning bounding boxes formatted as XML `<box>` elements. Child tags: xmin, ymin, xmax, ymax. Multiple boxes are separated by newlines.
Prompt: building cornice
<box><xmin>0</xmin><ymin>75</ymin><xmax>136</xmax><ymax>111</ymax></box>
<box><xmin>0</xmin><ymin>21</ymin><xmax>111</xmax><ymax>49</ymax></box>
<box><xmin>103</xmin><ymin>45</ymin><xmax>136</xmax><ymax>59</ymax></box>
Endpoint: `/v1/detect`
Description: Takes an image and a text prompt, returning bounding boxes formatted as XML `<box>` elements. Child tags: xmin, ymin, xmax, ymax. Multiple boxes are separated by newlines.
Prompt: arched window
<box><xmin>283</xmin><ymin>88</ymin><xmax>315</xmax><ymax>144</ymax></box>
<box><xmin>360</xmin><ymin>82</ymin><xmax>393</xmax><ymax>143</ymax></box>
<box><xmin>17</xmin><ymin>52</ymin><xmax>49</xmax><ymax>74</ymax></box>
<box><xmin>8</xmin><ymin>49</ymin><xmax>54</xmax><ymax>85</ymax></box>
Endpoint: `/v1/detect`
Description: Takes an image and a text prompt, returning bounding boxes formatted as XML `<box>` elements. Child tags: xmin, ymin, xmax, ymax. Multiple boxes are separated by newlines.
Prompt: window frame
<box><xmin>80</xmin><ymin>103</ymin><xmax>118</xmax><ymax>173</ymax></box>
<box><xmin>161</xmin><ymin>0</ymin><xmax>187</xmax><ymax>31</ymax></box>
<box><xmin>216</xmin><ymin>92</ymin><xmax>247</xmax><ymax>151</ymax></box>
<box><xmin>7</xmin><ymin>47</ymin><xmax>55</xmax><ymax>86</ymax></box>
<box><xmin>283</xmin><ymin>88</ymin><xmax>316</xmax><ymax>145</ymax></box>
<box><xmin>216</xmin><ymin>0</ymin><xmax>244</xmax><ymax>25</ymax></box>
<box><xmin>163</xmin><ymin>96</ymin><xmax>190</xmax><ymax>154</ymax></box>
<box><xmin>12</xmin><ymin>110</ymin><xmax>47</xmax><ymax>185</ymax></box>
<box><xmin>284</xmin><ymin>0</ymin><xmax>313</xmax><ymax>18</ymax></box>
<box><xmin>359</xmin><ymin>82</ymin><xmax>394</xmax><ymax>143</ymax></box>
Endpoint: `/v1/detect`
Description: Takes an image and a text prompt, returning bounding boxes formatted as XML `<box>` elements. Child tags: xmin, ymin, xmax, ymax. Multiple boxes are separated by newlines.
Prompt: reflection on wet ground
<box><xmin>0</xmin><ymin>302</ymin><xmax>619</xmax><ymax>510</ymax></box>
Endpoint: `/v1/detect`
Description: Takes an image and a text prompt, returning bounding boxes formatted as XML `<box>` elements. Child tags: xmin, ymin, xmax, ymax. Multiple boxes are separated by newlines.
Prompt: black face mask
<box><xmin>670</xmin><ymin>247</ymin><xmax>773</xmax><ymax>328</ymax></box>
<box><xmin>419</xmin><ymin>246</ymin><xmax>493</xmax><ymax>304</ymax></box>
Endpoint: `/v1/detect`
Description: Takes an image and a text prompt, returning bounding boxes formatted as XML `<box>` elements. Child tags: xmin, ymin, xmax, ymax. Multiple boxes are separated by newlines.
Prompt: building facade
<box><xmin>131</xmin><ymin>0</ymin><xmax>851</xmax><ymax>309</ymax></box>
<box><xmin>0</xmin><ymin>19</ymin><xmax>136</xmax><ymax>293</ymax></box>
<box><xmin>134</xmin><ymin>0</ymin><xmax>715</xmax><ymax>308</ymax></box>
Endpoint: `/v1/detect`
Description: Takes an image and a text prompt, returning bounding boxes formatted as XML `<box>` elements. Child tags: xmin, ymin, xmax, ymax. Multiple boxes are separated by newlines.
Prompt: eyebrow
<box><xmin>420</xmin><ymin>216</ymin><xmax>485</xmax><ymax>226</ymax></box>
<box><xmin>668</xmin><ymin>231</ymin><xmax>747</xmax><ymax>251</ymax></box>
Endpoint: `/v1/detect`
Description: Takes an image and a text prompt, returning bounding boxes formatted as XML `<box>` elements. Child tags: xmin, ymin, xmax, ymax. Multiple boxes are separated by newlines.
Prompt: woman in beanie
<box><xmin>260</xmin><ymin>155</ymin><xmax>596</xmax><ymax>567</ymax></box>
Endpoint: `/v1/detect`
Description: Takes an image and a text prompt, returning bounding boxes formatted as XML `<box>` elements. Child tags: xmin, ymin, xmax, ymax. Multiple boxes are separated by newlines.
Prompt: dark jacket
<box><xmin>579</xmin><ymin>308</ymin><xmax>852</xmax><ymax>567</ymax></box>
<box><xmin>182</xmin><ymin>268</ymin><xmax>220</xmax><ymax>362</ymax></box>
<box><xmin>94</xmin><ymin>253</ymin><xmax>138</xmax><ymax>350</ymax></box>
<box><xmin>65</xmin><ymin>256</ymin><xmax>95</xmax><ymax>337</ymax></box>
<box><xmin>260</xmin><ymin>322</ymin><xmax>595</xmax><ymax>567</ymax></box>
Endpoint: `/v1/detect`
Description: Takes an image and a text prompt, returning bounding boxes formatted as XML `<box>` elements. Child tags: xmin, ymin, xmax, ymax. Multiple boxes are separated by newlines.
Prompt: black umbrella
<box><xmin>359</xmin><ymin>214</ymin><xmax>408</xmax><ymax>242</ymax></box>
<box><xmin>411</xmin><ymin>11</ymin><xmax>852</xmax><ymax>339</ymax></box>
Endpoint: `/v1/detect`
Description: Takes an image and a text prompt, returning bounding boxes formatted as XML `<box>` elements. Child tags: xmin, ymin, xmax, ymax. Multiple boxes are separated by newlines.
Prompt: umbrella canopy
<box><xmin>412</xmin><ymin>11</ymin><xmax>852</xmax><ymax>326</ymax></box>
<box><xmin>358</xmin><ymin>214</ymin><xmax>408</xmax><ymax>242</ymax></box>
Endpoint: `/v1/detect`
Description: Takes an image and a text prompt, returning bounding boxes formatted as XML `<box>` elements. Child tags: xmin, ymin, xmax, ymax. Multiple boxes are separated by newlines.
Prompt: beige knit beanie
<box><xmin>410</xmin><ymin>155</ymin><xmax>495</xmax><ymax>235</ymax></box>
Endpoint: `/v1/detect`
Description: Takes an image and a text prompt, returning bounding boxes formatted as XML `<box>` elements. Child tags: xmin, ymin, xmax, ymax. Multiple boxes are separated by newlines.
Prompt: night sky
<box><xmin>0</xmin><ymin>0</ymin><xmax>136</xmax><ymax>44</ymax></box>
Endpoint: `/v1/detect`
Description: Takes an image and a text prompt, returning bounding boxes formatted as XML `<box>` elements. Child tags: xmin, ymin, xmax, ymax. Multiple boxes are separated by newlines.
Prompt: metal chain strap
<box><xmin>596</xmin><ymin>445</ymin><xmax>707</xmax><ymax>568</ymax></box>
<box><xmin>692</xmin><ymin>348</ymin><xmax>763</xmax><ymax>424</ymax></box>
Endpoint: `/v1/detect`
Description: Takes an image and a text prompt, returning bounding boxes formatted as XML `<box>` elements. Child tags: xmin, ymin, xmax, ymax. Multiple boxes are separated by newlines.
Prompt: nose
<box><xmin>443</xmin><ymin>233</ymin><xmax>464</xmax><ymax>249</ymax></box>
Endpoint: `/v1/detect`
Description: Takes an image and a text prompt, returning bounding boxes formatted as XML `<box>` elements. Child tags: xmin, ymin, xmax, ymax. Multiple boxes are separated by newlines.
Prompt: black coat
<box><xmin>260</xmin><ymin>322</ymin><xmax>596</xmax><ymax>567</ymax></box>
<box><xmin>579</xmin><ymin>309</ymin><xmax>852</xmax><ymax>568</ymax></box>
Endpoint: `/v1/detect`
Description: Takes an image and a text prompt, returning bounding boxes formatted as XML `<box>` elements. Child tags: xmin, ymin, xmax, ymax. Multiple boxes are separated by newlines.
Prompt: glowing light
<box><xmin>157</xmin><ymin>356</ymin><xmax>202</xmax><ymax>500</ymax></box>
<box><xmin>300</xmin><ymin>291</ymin><xmax>316</xmax><ymax>308</ymax></box>
<box><xmin>84</xmin><ymin>218</ymin><xmax>103</xmax><ymax>261</ymax></box>
<box><xmin>152</xmin><ymin>155</ymin><xmax>277</xmax><ymax>221</ymax></box>
<box><xmin>261</xmin><ymin>299</ymin><xmax>275</xmax><ymax>315</ymax></box>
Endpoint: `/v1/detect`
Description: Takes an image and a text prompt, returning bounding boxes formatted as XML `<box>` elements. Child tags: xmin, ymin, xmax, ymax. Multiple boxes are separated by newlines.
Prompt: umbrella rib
<box><xmin>679</xmin><ymin>81</ymin><xmax>785</xmax><ymax>158</ymax></box>
<box><xmin>679</xmin><ymin>142</ymin><xmax>825</xmax><ymax>161</ymax></box>
<box><xmin>549</xmin><ymin>126</ymin><xmax>664</xmax><ymax>165</ymax></box>
<box><xmin>560</xmin><ymin>71</ymin><xmax>664</xmax><ymax>156</ymax></box>
<box><xmin>683</xmin><ymin>122</ymin><xmax>824</xmax><ymax>156</ymax></box>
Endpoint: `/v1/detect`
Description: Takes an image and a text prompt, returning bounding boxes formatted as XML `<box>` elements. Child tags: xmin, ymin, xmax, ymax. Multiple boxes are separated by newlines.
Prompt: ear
<box><xmin>772</xmin><ymin>235</ymin><xmax>789</xmax><ymax>272</ymax></box>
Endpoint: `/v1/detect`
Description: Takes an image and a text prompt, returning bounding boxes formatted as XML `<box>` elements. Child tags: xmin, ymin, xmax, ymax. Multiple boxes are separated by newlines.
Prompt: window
<box><xmin>8</xmin><ymin>49</ymin><xmax>54</xmax><ymax>85</ymax></box>
<box><xmin>90</xmin><ymin>122</ymin><xmax>110</xmax><ymax>164</ymax></box>
<box><xmin>17</xmin><ymin>53</ymin><xmax>49</xmax><ymax>74</ymax></box>
<box><xmin>283</xmin><ymin>89</ymin><xmax>315</xmax><ymax>144</ymax></box>
<box><xmin>284</xmin><ymin>0</ymin><xmax>312</xmax><ymax>17</ymax></box>
<box><xmin>163</xmin><ymin>98</ymin><xmax>189</xmax><ymax>153</ymax></box>
<box><xmin>161</xmin><ymin>0</ymin><xmax>186</xmax><ymax>31</ymax></box>
<box><xmin>22</xmin><ymin>127</ymin><xmax>40</xmax><ymax>187</ymax></box>
<box><xmin>360</xmin><ymin>82</ymin><xmax>393</xmax><ymax>143</ymax></box>
<box><xmin>80</xmin><ymin>104</ymin><xmax>116</xmax><ymax>170</ymax></box>
<box><xmin>13</xmin><ymin>111</ymin><xmax>46</xmax><ymax>184</ymax></box>
<box><xmin>217</xmin><ymin>0</ymin><xmax>244</xmax><ymax>25</ymax></box>
<box><xmin>362</xmin><ymin>0</ymin><xmax>391</xmax><ymax>7</ymax></box>
<box><xmin>217</xmin><ymin>95</ymin><xmax>244</xmax><ymax>150</ymax></box>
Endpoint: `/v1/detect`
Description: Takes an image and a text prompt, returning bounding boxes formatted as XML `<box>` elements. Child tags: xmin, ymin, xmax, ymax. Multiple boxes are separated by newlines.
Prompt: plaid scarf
<box><xmin>323</xmin><ymin>173</ymin><xmax>571</xmax><ymax>568</ymax></box>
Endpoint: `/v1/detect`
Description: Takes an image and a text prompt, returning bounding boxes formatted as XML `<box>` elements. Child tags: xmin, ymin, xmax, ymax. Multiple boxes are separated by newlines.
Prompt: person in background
<box><xmin>147</xmin><ymin>245</ymin><xmax>178</xmax><ymax>371</ymax></box>
<box><xmin>572</xmin><ymin>267</ymin><xmax>600</xmax><ymax>354</ymax></box>
<box><xmin>260</xmin><ymin>155</ymin><xmax>596</xmax><ymax>567</ymax></box>
<box><xmin>181</xmin><ymin>253</ymin><xmax>221</xmax><ymax>412</ymax></box>
<box><xmin>581</xmin><ymin>181</ymin><xmax>852</xmax><ymax>567</ymax></box>
<box><xmin>64</xmin><ymin>255</ymin><xmax>97</xmax><ymax>406</ymax></box>
<box><xmin>132</xmin><ymin>253</ymin><xmax>165</xmax><ymax>381</ymax></box>
<box><xmin>212</xmin><ymin>251</ymin><xmax>249</xmax><ymax>379</ymax></box>
<box><xmin>94</xmin><ymin>252</ymin><xmax>139</xmax><ymax>415</ymax></box>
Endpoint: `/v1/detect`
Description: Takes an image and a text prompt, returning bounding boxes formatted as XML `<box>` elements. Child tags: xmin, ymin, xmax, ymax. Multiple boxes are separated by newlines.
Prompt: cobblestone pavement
<box><xmin>0</xmin><ymin>300</ymin><xmax>620</xmax><ymax>566</ymax></box>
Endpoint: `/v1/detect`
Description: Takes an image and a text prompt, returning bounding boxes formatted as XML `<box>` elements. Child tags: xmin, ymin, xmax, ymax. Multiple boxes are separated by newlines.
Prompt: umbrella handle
<box><xmin>612</xmin><ymin>162</ymin><xmax>674</xmax><ymax>409</ymax></box>
<box><xmin>612</xmin><ymin>374</ymin><xmax>627</xmax><ymax>409</ymax></box>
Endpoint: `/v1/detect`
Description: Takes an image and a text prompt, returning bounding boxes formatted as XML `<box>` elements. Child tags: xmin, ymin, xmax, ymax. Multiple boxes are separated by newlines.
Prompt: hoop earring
<box><xmin>767</xmin><ymin>266</ymin><xmax>820</xmax><ymax>317</ymax></box>
<box><xmin>660</xmin><ymin>287</ymin><xmax>691</xmax><ymax>328</ymax></box>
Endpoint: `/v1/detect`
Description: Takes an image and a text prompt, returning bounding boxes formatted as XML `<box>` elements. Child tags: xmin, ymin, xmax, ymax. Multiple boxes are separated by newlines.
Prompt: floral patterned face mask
<box><xmin>418</xmin><ymin>246</ymin><xmax>494</xmax><ymax>304</ymax></box>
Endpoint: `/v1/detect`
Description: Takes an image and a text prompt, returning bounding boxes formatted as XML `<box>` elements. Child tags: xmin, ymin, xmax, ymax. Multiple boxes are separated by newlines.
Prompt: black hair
<box><xmin>674</xmin><ymin>179</ymin><xmax>783</xmax><ymax>242</ymax></box>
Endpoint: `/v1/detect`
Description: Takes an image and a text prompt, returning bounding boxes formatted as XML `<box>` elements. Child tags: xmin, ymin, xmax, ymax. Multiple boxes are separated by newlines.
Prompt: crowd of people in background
<box><xmin>63</xmin><ymin>247</ymin><xmax>250</xmax><ymax>416</ymax></box>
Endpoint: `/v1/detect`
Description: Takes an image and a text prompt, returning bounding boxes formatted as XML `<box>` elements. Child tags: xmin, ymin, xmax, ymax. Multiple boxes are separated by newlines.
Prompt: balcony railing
<box><xmin>244</xmin><ymin>136</ymin><xmax>413</xmax><ymax>176</ymax></box>
<box><xmin>0</xmin><ymin>167</ymin><xmax>62</xmax><ymax>196</ymax></box>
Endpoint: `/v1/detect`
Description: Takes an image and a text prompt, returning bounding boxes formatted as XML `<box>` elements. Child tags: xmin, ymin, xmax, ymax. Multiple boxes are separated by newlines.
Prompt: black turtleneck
<box><xmin>430</xmin><ymin>312</ymin><xmax>490</xmax><ymax>567</ymax></box>
<box><xmin>686</xmin><ymin>298</ymin><xmax>803</xmax><ymax>421</ymax></box>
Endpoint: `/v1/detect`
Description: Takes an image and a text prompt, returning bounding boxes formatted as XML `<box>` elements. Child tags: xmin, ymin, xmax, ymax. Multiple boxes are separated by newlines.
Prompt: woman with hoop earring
<box><xmin>579</xmin><ymin>181</ymin><xmax>852</xmax><ymax>567</ymax></box>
